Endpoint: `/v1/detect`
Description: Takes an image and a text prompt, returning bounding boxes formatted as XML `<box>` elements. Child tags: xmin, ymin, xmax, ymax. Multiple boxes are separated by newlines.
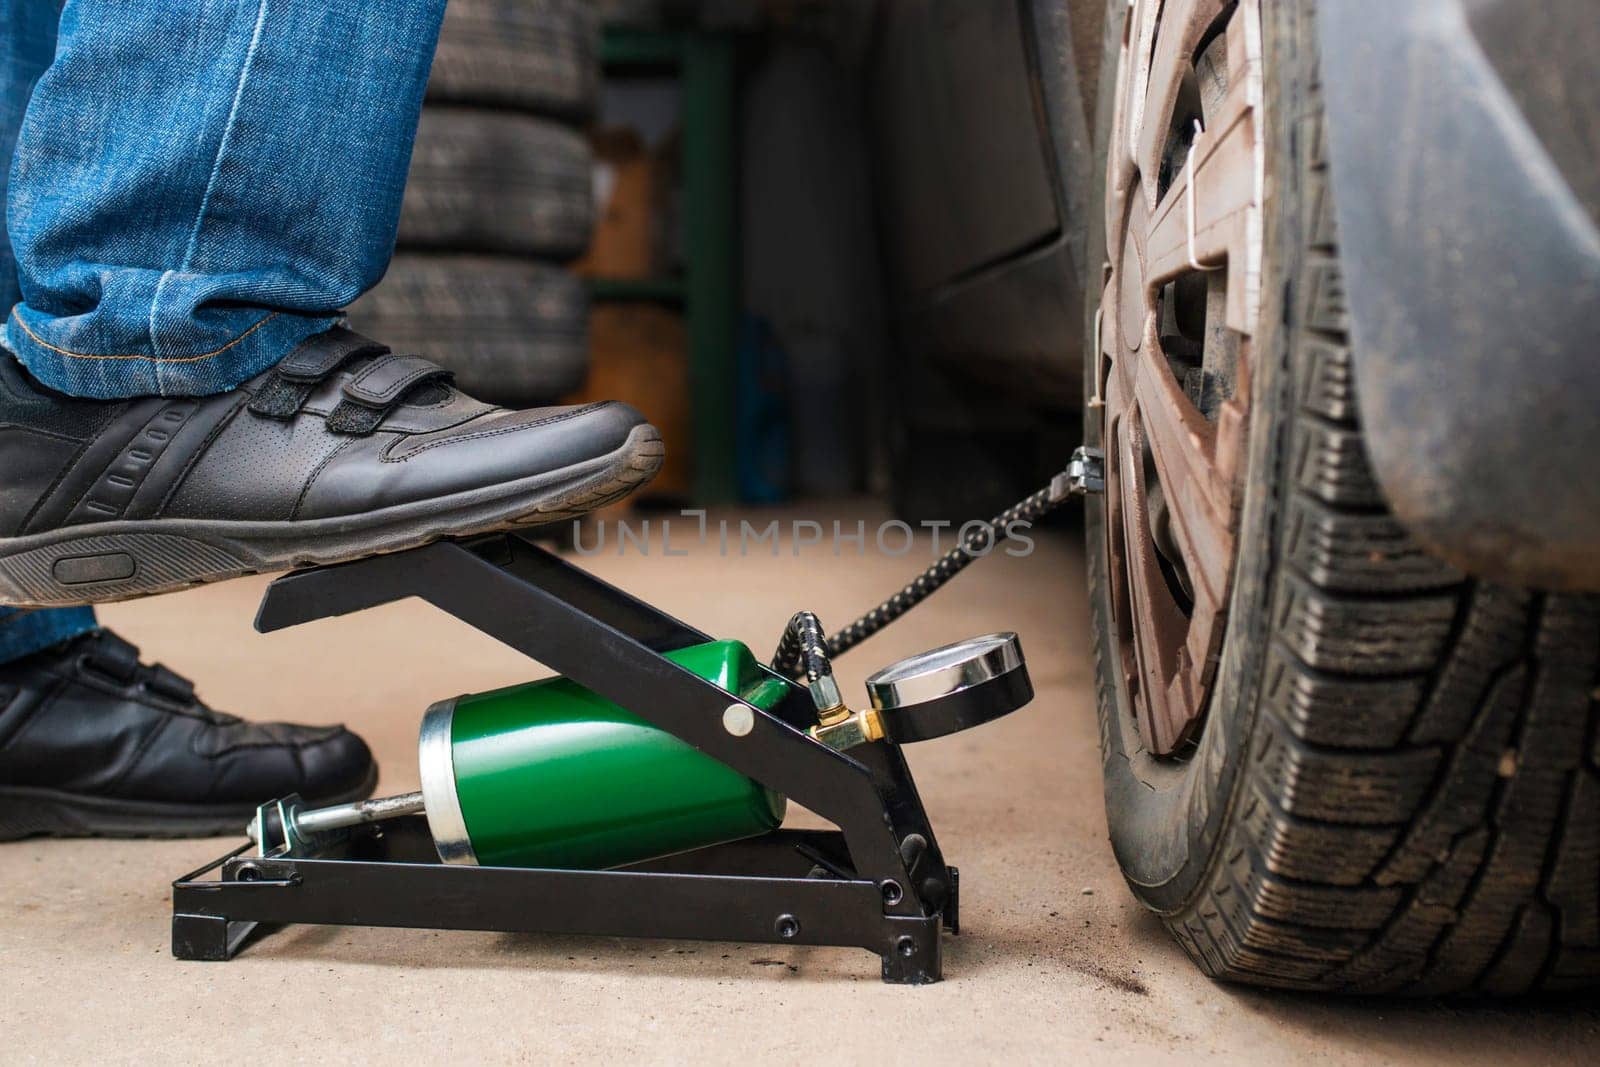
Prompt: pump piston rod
<box><xmin>247</xmin><ymin>790</ymin><xmax>425</xmax><ymax>844</ymax></box>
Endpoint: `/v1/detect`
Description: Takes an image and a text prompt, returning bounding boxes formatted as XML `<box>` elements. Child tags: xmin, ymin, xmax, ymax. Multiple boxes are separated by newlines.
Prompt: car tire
<box><xmin>399</xmin><ymin>109</ymin><xmax>595</xmax><ymax>260</ymax></box>
<box><xmin>348</xmin><ymin>254</ymin><xmax>589</xmax><ymax>407</ymax></box>
<box><xmin>426</xmin><ymin>0</ymin><xmax>601</xmax><ymax>119</ymax></box>
<box><xmin>1086</xmin><ymin>0</ymin><xmax>1600</xmax><ymax>996</ymax></box>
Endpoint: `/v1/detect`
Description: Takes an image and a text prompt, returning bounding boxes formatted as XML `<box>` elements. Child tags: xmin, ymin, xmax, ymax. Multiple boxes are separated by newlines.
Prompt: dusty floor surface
<box><xmin>3</xmin><ymin>503</ymin><xmax>1597</xmax><ymax>1064</ymax></box>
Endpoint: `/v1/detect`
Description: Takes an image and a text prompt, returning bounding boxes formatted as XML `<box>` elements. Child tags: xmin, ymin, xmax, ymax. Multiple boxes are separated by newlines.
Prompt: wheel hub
<box><xmin>1096</xmin><ymin>0</ymin><xmax>1265</xmax><ymax>756</ymax></box>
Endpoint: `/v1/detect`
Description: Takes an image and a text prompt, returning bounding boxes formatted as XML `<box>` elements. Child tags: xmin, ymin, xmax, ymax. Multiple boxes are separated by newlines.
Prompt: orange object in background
<box><xmin>572</xmin><ymin>124</ymin><xmax>689</xmax><ymax>504</ymax></box>
<box><xmin>568</xmin><ymin>304</ymin><xmax>692</xmax><ymax>502</ymax></box>
<box><xmin>573</xmin><ymin>128</ymin><xmax>659</xmax><ymax>280</ymax></box>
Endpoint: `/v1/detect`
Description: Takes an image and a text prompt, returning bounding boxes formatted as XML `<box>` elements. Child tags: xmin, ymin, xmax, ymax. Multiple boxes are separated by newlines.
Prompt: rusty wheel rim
<box><xmin>1095</xmin><ymin>0</ymin><xmax>1265</xmax><ymax>758</ymax></box>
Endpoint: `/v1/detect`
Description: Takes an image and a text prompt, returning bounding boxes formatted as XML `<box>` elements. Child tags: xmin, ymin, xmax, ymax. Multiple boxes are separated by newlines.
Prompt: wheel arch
<box><xmin>1318</xmin><ymin>0</ymin><xmax>1600</xmax><ymax>591</ymax></box>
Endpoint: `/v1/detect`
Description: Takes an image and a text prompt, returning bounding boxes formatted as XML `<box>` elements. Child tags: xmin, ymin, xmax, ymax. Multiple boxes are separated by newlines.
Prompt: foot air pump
<box><xmin>178</xmin><ymin>448</ymin><xmax>1104</xmax><ymax>983</ymax></box>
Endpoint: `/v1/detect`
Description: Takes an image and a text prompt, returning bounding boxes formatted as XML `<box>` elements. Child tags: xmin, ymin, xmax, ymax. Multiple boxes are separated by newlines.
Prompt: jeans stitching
<box><xmin>10</xmin><ymin>310</ymin><xmax>280</xmax><ymax>363</ymax></box>
<box><xmin>177</xmin><ymin>0</ymin><xmax>272</xmax><ymax>276</ymax></box>
<box><xmin>149</xmin><ymin>269</ymin><xmax>173</xmax><ymax>390</ymax></box>
<box><xmin>150</xmin><ymin>0</ymin><xmax>272</xmax><ymax>389</ymax></box>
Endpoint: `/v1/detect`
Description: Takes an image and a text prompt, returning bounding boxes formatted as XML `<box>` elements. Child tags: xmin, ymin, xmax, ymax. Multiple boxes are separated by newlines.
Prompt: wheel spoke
<box><xmin>1143</xmin><ymin>65</ymin><xmax>1260</xmax><ymax>330</ymax></box>
<box><xmin>1106</xmin><ymin>1</ymin><xmax>1146</xmax><ymax>248</ymax></box>
<box><xmin>1134</xmin><ymin>0</ymin><xmax>1230</xmax><ymax>202</ymax></box>
<box><xmin>1117</xmin><ymin>406</ymin><xmax>1193</xmax><ymax>753</ymax></box>
<box><xmin>1120</xmin><ymin>0</ymin><xmax>1162</xmax><ymax>180</ymax></box>
<box><xmin>1132</xmin><ymin>350</ymin><xmax>1236</xmax><ymax>621</ymax></box>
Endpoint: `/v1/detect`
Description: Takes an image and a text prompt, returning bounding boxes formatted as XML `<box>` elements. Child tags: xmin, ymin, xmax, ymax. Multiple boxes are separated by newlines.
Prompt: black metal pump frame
<box><xmin>171</xmin><ymin>533</ymin><xmax>958</xmax><ymax>983</ymax></box>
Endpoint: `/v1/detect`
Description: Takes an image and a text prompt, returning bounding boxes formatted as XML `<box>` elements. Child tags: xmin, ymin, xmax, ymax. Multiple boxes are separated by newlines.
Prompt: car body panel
<box><xmin>1319</xmin><ymin>0</ymin><xmax>1600</xmax><ymax>590</ymax></box>
<box><xmin>869</xmin><ymin>0</ymin><xmax>1090</xmax><ymax>413</ymax></box>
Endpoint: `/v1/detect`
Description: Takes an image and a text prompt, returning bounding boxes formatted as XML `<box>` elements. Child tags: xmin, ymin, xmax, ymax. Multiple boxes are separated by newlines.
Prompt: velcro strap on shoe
<box><xmin>82</xmin><ymin>631</ymin><xmax>140</xmax><ymax>684</ymax></box>
<box><xmin>146</xmin><ymin>663</ymin><xmax>196</xmax><ymax>704</ymax></box>
<box><xmin>325</xmin><ymin>355</ymin><xmax>454</xmax><ymax>435</ymax></box>
<box><xmin>343</xmin><ymin>354</ymin><xmax>451</xmax><ymax>407</ymax></box>
<box><xmin>248</xmin><ymin>328</ymin><xmax>390</xmax><ymax>421</ymax></box>
<box><xmin>248</xmin><ymin>374</ymin><xmax>319</xmax><ymax>420</ymax></box>
<box><xmin>325</xmin><ymin>401</ymin><xmax>390</xmax><ymax>435</ymax></box>
<box><xmin>278</xmin><ymin>327</ymin><xmax>389</xmax><ymax>382</ymax></box>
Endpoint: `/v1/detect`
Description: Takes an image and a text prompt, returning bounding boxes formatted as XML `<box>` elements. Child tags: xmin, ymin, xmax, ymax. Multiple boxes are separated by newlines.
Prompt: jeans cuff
<box><xmin>2</xmin><ymin>307</ymin><xmax>341</xmax><ymax>399</ymax></box>
<box><xmin>0</xmin><ymin>607</ymin><xmax>99</xmax><ymax>666</ymax></box>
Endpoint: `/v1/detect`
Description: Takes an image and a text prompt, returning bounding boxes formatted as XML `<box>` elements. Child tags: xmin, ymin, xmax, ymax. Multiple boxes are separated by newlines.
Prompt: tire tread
<box><xmin>400</xmin><ymin>110</ymin><xmax>594</xmax><ymax>260</ymax></box>
<box><xmin>427</xmin><ymin>0</ymin><xmax>600</xmax><ymax>119</ymax></box>
<box><xmin>1150</xmin><ymin>0</ymin><xmax>1600</xmax><ymax>995</ymax></box>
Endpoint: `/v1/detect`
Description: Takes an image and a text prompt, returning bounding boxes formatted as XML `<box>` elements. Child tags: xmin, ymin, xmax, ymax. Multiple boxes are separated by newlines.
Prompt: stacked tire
<box><xmin>349</xmin><ymin>0</ymin><xmax>600</xmax><ymax>406</ymax></box>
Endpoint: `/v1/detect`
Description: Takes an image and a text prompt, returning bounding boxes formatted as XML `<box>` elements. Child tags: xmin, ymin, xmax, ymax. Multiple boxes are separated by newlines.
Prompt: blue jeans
<box><xmin>0</xmin><ymin>0</ymin><xmax>444</xmax><ymax>664</ymax></box>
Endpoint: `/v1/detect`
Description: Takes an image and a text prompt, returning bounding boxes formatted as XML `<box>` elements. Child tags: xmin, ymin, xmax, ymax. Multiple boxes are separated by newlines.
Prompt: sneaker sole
<box><xmin>0</xmin><ymin>763</ymin><xmax>379</xmax><ymax>841</ymax></box>
<box><xmin>0</xmin><ymin>424</ymin><xmax>663</xmax><ymax>608</ymax></box>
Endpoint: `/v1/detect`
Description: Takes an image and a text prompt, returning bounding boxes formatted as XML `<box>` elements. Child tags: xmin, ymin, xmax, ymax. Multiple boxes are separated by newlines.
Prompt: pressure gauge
<box><xmin>864</xmin><ymin>632</ymin><xmax>1033</xmax><ymax>743</ymax></box>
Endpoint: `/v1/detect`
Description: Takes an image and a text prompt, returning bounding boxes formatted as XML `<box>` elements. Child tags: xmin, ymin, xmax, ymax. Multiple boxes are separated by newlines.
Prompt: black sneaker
<box><xmin>0</xmin><ymin>629</ymin><xmax>375</xmax><ymax>839</ymax></box>
<box><xmin>0</xmin><ymin>327</ymin><xmax>662</xmax><ymax>606</ymax></box>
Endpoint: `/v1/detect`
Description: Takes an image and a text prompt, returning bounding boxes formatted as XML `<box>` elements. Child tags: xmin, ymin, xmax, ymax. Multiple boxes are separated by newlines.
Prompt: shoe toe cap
<box><xmin>299</xmin><ymin>400</ymin><xmax>655</xmax><ymax>519</ymax></box>
<box><xmin>207</xmin><ymin>722</ymin><xmax>376</xmax><ymax>806</ymax></box>
<box><xmin>294</xmin><ymin>725</ymin><xmax>377</xmax><ymax>804</ymax></box>
<box><xmin>389</xmin><ymin>399</ymin><xmax>649</xmax><ymax>469</ymax></box>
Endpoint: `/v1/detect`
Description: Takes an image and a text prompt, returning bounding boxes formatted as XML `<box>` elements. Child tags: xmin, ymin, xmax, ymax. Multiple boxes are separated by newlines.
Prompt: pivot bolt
<box><xmin>775</xmin><ymin>914</ymin><xmax>800</xmax><ymax>940</ymax></box>
<box><xmin>722</xmin><ymin>703</ymin><xmax>755</xmax><ymax>737</ymax></box>
<box><xmin>895</xmin><ymin>935</ymin><xmax>917</xmax><ymax>958</ymax></box>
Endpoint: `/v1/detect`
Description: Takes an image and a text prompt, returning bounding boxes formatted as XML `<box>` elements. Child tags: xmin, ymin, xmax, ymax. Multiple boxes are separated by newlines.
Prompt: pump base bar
<box><xmin>171</xmin><ymin>533</ymin><xmax>958</xmax><ymax>984</ymax></box>
<box><xmin>174</xmin><ymin>819</ymin><xmax>952</xmax><ymax>984</ymax></box>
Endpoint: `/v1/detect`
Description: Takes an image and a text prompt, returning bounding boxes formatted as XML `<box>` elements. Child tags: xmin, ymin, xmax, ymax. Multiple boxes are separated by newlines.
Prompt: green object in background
<box><xmin>597</xmin><ymin>28</ymin><xmax>740</xmax><ymax>504</ymax></box>
<box><xmin>682</xmin><ymin>32</ymin><xmax>739</xmax><ymax>504</ymax></box>
<box><xmin>422</xmin><ymin>640</ymin><xmax>787</xmax><ymax>870</ymax></box>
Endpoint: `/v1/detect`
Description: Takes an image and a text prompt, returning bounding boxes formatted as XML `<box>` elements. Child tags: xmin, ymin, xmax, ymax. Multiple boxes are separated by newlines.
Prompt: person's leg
<box><xmin>0</xmin><ymin>1</ymin><xmax>374</xmax><ymax>842</ymax></box>
<box><xmin>2</xmin><ymin>0</ymin><xmax>447</xmax><ymax>399</ymax></box>
<box><xmin>0</xmin><ymin>605</ymin><xmax>96</xmax><ymax>663</ymax></box>
<box><xmin>0</xmin><ymin>0</ymin><xmax>97</xmax><ymax>663</ymax></box>
<box><xmin>0</xmin><ymin>0</ymin><xmax>662</xmax><ymax>608</ymax></box>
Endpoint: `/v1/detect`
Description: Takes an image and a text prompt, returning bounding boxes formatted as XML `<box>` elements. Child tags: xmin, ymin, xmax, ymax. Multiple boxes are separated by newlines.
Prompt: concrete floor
<box><xmin>3</xmin><ymin>503</ymin><xmax>1596</xmax><ymax>1064</ymax></box>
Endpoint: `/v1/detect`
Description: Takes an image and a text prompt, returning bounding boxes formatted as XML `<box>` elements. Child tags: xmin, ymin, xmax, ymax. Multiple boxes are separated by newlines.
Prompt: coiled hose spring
<box><xmin>770</xmin><ymin>485</ymin><xmax>1068</xmax><ymax>680</ymax></box>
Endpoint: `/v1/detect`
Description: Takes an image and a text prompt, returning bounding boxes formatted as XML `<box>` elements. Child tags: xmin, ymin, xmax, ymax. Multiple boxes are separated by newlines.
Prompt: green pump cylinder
<box><xmin>419</xmin><ymin>640</ymin><xmax>788</xmax><ymax>870</ymax></box>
